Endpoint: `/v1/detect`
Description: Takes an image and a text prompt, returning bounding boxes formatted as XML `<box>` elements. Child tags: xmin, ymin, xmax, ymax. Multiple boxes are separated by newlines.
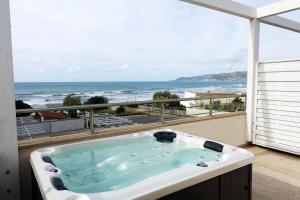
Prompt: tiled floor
<box><xmin>245</xmin><ymin>146</ymin><xmax>300</xmax><ymax>200</ymax></box>
<box><xmin>167</xmin><ymin>114</ymin><xmax>247</xmax><ymax>146</ymax></box>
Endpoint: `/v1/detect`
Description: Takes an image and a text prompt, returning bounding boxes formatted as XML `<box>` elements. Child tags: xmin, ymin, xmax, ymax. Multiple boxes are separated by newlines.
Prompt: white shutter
<box><xmin>253</xmin><ymin>60</ymin><xmax>300</xmax><ymax>155</ymax></box>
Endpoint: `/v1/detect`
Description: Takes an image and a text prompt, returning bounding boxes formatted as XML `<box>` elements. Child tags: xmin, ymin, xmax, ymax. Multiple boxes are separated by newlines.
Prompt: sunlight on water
<box><xmin>51</xmin><ymin>136</ymin><xmax>220</xmax><ymax>193</ymax></box>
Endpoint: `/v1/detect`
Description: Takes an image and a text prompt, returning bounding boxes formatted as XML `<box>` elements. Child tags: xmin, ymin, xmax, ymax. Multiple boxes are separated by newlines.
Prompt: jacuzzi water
<box><xmin>51</xmin><ymin>135</ymin><xmax>220</xmax><ymax>193</ymax></box>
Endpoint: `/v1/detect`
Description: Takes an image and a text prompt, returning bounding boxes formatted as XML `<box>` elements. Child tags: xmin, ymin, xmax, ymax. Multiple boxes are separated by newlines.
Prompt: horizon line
<box><xmin>14</xmin><ymin>80</ymin><xmax>247</xmax><ymax>83</ymax></box>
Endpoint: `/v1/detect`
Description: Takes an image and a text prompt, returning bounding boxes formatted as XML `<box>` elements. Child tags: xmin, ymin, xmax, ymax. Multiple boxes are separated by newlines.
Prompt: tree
<box><xmin>63</xmin><ymin>95</ymin><xmax>81</xmax><ymax>118</ymax></box>
<box><xmin>219</xmin><ymin>97</ymin><xmax>244</xmax><ymax>112</ymax></box>
<box><xmin>116</xmin><ymin>105</ymin><xmax>125</xmax><ymax>114</ymax></box>
<box><xmin>212</xmin><ymin>100</ymin><xmax>221</xmax><ymax>110</ymax></box>
<box><xmin>153</xmin><ymin>91</ymin><xmax>172</xmax><ymax>100</ymax></box>
<box><xmin>231</xmin><ymin>96</ymin><xmax>243</xmax><ymax>104</ymax></box>
<box><xmin>220</xmin><ymin>103</ymin><xmax>234</xmax><ymax>112</ymax></box>
<box><xmin>231</xmin><ymin>97</ymin><xmax>244</xmax><ymax>111</ymax></box>
<box><xmin>153</xmin><ymin>91</ymin><xmax>183</xmax><ymax>109</ymax></box>
<box><xmin>85</xmin><ymin>96</ymin><xmax>108</xmax><ymax>105</ymax></box>
<box><xmin>84</xmin><ymin>96</ymin><xmax>109</xmax><ymax>111</ymax></box>
<box><xmin>15</xmin><ymin>100</ymin><xmax>32</xmax><ymax>117</ymax></box>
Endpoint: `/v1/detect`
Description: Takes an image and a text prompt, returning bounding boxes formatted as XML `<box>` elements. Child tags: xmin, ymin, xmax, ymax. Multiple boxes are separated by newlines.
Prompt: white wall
<box><xmin>181</xmin><ymin>91</ymin><xmax>197</xmax><ymax>108</ymax></box>
<box><xmin>0</xmin><ymin>0</ymin><xmax>21</xmax><ymax>199</ymax></box>
<box><xmin>51</xmin><ymin>119</ymin><xmax>85</xmax><ymax>133</ymax></box>
<box><xmin>253</xmin><ymin>60</ymin><xmax>300</xmax><ymax>155</ymax></box>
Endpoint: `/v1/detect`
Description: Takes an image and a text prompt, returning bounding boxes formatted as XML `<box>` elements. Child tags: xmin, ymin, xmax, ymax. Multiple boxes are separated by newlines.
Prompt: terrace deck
<box><xmin>246</xmin><ymin>146</ymin><xmax>300</xmax><ymax>200</ymax></box>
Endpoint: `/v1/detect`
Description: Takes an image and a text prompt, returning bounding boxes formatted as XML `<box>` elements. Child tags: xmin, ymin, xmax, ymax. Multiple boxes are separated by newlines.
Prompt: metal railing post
<box><xmin>49</xmin><ymin>121</ymin><xmax>52</xmax><ymax>134</ymax></box>
<box><xmin>85</xmin><ymin>111</ymin><xmax>89</xmax><ymax>128</ymax></box>
<box><xmin>89</xmin><ymin>108</ymin><xmax>95</xmax><ymax>134</ymax></box>
<box><xmin>161</xmin><ymin>103</ymin><xmax>165</xmax><ymax>123</ymax></box>
<box><xmin>209</xmin><ymin>98</ymin><xmax>213</xmax><ymax>117</ymax></box>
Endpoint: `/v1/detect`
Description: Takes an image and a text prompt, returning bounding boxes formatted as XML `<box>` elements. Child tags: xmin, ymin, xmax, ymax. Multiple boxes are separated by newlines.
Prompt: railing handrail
<box><xmin>16</xmin><ymin>94</ymin><xmax>246</xmax><ymax>114</ymax></box>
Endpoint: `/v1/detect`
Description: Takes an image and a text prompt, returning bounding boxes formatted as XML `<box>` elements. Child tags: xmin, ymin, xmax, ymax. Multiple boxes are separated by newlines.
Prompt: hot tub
<box><xmin>30</xmin><ymin>129</ymin><xmax>254</xmax><ymax>200</ymax></box>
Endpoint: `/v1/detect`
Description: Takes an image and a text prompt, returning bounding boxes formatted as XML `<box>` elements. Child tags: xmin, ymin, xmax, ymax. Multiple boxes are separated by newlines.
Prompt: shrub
<box><xmin>153</xmin><ymin>91</ymin><xmax>183</xmax><ymax>108</ymax></box>
<box><xmin>212</xmin><ymin>100</ymin><xmax>221</xmax><ymax>110</ymax></box>
<box><xmin>15</xmin><ymin>100</ymin><xmax>32</xmax><ymax>117</ymax></box>
<box><xmin>221</xmin><ymin>103</ymin><xmax>234</xmax><ymax>112</ymax></box>
<box><xmin>63</xmin><ymin>95</ymin><xmax>81</xmax><ymax>118</ymax></box>
<box><xmin>116</xmin><ymin>105</ymin><xmax>125</xmax><ymax>114</ymax></box>
<box><xmin>85</xmin><ymin>96</ymin><xmax>109</xmax><ymax>111</ymax></box>
<box><xmin>85</xmin><ymin>96</ymin><xmax>108</xmax><ymax>105</ymax></box>
<box><xmin>231</xmin><ymin>97</ymin><xmax>244</xmax><ymax>111</ymax></box>
<box><xmin>231</xmin><ymin>96</ymin><xmax>243</xmax><ymax>104</ymax></box>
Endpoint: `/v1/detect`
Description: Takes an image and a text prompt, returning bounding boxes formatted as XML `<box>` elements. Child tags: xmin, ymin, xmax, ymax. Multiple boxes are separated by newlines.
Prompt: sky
<box><xmin>10</xmin><ymin>0</ymin><xmax>300</xmax><ymax>82</ymax></box>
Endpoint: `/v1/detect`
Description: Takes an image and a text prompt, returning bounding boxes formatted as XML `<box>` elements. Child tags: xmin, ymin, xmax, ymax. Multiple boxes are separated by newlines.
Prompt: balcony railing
<box><xmin>16</xmin><ymin>93</ymin><xmax>246</xmax><ymax>140</ymax></box>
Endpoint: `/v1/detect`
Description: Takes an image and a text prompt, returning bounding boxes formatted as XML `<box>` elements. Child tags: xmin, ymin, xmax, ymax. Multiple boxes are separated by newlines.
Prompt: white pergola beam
<box><xmin>257</xmin><ymin>0</ymin><xmax>300</xmax><ymax>18</ymax></box>
<box><xmin>261</xmin><ymin>16</ymin><xmax>300</xmax><ymax>33</ymax></box>
<box><xmin>180</xmin><ymin>0</ymin><xmax>256</xmax><ymax>19</ymax></box>
<box><xmin>181</xmin><ymin>0</ymin><xmax>300</xmax><ymax>34</ymax></box>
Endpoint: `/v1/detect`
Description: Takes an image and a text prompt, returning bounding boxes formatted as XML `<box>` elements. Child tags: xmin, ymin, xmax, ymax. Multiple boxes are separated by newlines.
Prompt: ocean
<box><xmin>15</xmin><ymin>81</ymin><xmax>246</xmax><ymax>108</ymax></box>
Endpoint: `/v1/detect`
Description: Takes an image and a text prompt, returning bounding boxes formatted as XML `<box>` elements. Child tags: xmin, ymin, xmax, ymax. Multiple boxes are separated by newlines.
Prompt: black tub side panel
<box><xmin>158</xmin><ymin>177</ymin><xmax>219</xmax><ymax>200</ymax></box>
<box><xmin>219</xmin><ymin>164</ymin><xmax>252</xmax><ymax>200</ymax></box>
<box><xmin>159</xmin><ymin>164</ymin><xmax>252</xmax><ymax>200</ymax></box>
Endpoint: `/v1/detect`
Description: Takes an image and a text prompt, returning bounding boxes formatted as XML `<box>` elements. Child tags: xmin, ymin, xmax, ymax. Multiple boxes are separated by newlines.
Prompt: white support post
<box><xmin>246</xmin><ymin>19</ymin><xmax>260</xmax><ymax>142</ymax></box>
<box><xmin>0</xmin><ymin>0</ymin><xmax>21</xmax><ymax>200</ymax></box>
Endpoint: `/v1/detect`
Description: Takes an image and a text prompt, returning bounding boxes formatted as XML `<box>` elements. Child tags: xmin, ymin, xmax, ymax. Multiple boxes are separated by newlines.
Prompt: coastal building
<box><xmin>17</xmin><ymin>112</ymin><xmax>85</xmax><ymax>138</ymax></box>
<box><xmin>181</xmin><ymin>91</ymin><xmax>246</xmax><ymax>115</ymax></box>
<box><xmin>183</xmin><ymin>91</ymin><xmax>246</xmax><ymax>104</ymax></box>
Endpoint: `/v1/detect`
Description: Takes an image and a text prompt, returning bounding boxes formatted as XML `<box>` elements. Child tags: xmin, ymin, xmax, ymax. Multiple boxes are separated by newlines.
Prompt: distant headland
<box><xmin>173</xmin><ymin>71</ymin><xmax>247</xmax><ymax>82</ymax></box>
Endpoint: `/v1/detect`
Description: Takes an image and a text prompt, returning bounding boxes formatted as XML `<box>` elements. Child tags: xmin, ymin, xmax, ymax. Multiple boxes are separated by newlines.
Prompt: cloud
<box><xmin>189</xmin><ymin>48</ymin><xmax>248</xmax><ymax>69</ymax></box>
<box><xmin>104</xmin><ymin>64</ymin><xmax>131</xmax><ymax>72</ymax></box>
<box><xmin>10</xmin><ymin>0</ymin><xmax>300</xmax><ymax>82</ymax></box>
<box><xmin>135</xmin><ymin>48</ymin><xmax>145</xmax><ymax>52</ymax></box>
<box><xmin>119</xmin><ymin>64</ymin><xmax>130</xmax><ymax>70</ymax></box>
<box><xmin>38</xmin><ymin>66</ymin><xmax>48</xmax><ymax>72</ymax></box>
<box><xmin>65</xmin><ymin>66</ymin><xmax>83</xmax><ymax>74</ymax></box>
<box><xmin>34</xmin><ymin>58</ymin><xmax>44</xmax><ymax>63</ymax></box>
<box><xmin>38</xmin><ymin>65</ymin><xmax>83</xmax><ymax>74</ymax></box>
<box><xmin>148</xmin><ymin>66</ymin><xmax>162</xmax><ymax>71</ymax></box>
